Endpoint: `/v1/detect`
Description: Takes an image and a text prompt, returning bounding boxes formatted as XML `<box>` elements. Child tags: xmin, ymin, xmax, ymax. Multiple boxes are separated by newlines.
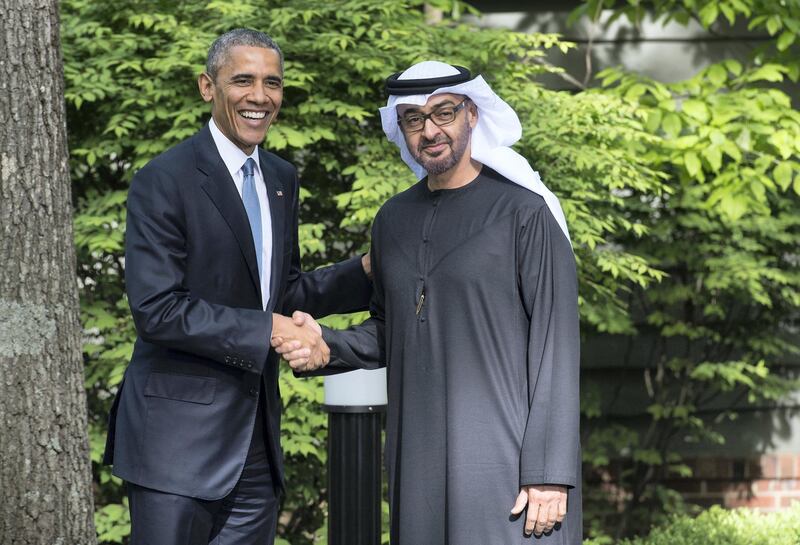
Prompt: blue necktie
<box><xmin>241</xmin><ymin>158</ymin><xmax>263</xmax><ymax>280</ymax></box>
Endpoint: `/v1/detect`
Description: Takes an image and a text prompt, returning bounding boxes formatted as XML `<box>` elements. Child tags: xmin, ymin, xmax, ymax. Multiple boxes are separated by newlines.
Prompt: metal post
<box><xmin>324</xmin><ymin>369</ymin><xmax>387</xmax><ymax>545</ymax></box>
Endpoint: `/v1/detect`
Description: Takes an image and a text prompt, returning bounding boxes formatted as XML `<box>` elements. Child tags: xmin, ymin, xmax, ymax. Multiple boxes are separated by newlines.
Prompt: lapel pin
<box><xmin>276</xmin><ymin>190</ymin><xmax>283</xmax><ymax>197</ymax></box>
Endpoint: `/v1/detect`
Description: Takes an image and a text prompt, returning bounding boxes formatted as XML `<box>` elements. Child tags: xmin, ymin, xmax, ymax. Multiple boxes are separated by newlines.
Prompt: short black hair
<box><xmin>206</xmin><ymin>28</ymin><xmax>283</xmax><ymax>80</ymax></box>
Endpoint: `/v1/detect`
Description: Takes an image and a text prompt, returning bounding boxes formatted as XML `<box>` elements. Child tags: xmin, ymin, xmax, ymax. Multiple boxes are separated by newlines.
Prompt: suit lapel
<box><xmin>195</xmin><ymin>125</ymin><xmax>262</xmax><ymax>301</ymax></box>
<box><xmin>259</xmin><ymin>149</ymin><xmax>286</xmax><ymax>310</ymax></box>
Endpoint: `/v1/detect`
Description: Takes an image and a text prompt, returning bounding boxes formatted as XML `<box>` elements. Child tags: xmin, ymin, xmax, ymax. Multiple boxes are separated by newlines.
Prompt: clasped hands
<box><xmin>270</xmin><ymin>311</ymin><xmax>326</xmax><ymax>371</ymax></box>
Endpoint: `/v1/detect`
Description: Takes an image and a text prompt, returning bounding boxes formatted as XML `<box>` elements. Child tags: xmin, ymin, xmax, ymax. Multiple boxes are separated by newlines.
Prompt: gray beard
<box><xmin>423</xmin><ymin>149</ymin><xmax>459</xmax><ymax>175</ymax></box>
<box><xmin>413</xmin><ymin>120</ymin><xmax>470</xmax><ymax>176</ymax></box>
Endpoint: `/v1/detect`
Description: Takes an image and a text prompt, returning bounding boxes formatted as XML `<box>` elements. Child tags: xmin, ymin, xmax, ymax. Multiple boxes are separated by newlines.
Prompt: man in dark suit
<box><xmin>103</xmin><ymin>28</ymin><xmax>371</xmax><ymax>545</ymax></box>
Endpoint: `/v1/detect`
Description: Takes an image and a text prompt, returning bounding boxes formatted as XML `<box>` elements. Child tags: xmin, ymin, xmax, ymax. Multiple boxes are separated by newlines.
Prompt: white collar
<box><xmin>209</xmin><ymin>117</ymin><xmax>261</xmax><ymax>178</ymax></box>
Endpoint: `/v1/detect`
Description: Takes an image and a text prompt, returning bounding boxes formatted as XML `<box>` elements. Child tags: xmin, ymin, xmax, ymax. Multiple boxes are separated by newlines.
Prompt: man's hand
<box><xmin>270</xmin><ymin>311</ymin><xmax>329</xmax><ymax>371</ymax></box>
<box><xmin>510</xmin><ymin>485</ymin><xmax>567</xmax><ymax>537</ymax></box>
<box><xmin>361</xmin><ymin>250</ymin><xmax>372</xmax><ymax>280</ymax></box>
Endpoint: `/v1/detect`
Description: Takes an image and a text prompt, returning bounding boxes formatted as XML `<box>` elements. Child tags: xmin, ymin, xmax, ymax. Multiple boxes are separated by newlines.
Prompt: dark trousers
<box><xmin>127</xmin><ymin>394</ymin><xmax>279</xmax><ymax>545</ymax></box>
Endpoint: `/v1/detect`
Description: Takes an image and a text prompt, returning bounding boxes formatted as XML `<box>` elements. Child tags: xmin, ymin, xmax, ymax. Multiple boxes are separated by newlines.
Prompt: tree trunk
<box><xmin>0</xmin><ymin>0</ymin><xmax>96</xmax><ymax>543</ymax></box>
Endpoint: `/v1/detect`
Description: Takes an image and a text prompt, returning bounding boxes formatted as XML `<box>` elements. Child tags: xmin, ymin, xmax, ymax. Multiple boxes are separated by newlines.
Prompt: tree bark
<box><xmin>0</xmin><ymin>0</ymin><xmax>96</xmax><ymax>543</ymax></box>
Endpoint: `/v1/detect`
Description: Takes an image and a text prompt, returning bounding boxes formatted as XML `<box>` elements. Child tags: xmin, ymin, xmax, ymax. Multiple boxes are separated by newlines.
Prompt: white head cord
<box><xmin>379</xmin><ymin>60</ymin><xmax>571</xmax><ymax>243</ymax></box>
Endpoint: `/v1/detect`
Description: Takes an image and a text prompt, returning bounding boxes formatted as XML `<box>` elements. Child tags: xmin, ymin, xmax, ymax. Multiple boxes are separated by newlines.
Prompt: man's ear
<box><xmin>198</xmin><ymin>72</ymin><xmax>214</xmax><ymax>103</ymax></box>
<box><xmin>468</xmin><ymin>101</ymin><xmax>478</xmax><ymax>129</ymax></box>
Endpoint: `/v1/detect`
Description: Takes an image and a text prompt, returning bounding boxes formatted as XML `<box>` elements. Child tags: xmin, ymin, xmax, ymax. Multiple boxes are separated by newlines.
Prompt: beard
<box><xmin>411</xmin><ymin>118</ymin><xmax>470</xmax><ymax>176</ymax></box>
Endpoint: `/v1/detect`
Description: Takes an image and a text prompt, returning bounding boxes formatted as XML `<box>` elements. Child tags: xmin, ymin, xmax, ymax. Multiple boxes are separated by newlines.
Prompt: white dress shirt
<box><xmin>209</xmin><ymin>118</ymin><xmax>273</xmax><ymax>310</ymax></box>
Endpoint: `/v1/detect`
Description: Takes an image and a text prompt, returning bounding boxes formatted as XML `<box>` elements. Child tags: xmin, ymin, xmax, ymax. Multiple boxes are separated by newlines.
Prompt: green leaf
<box><xmin>633</xmin><ymin>448</ymin><xmax>663</xmax><ymax>465</ymax></box>
<box><xmin>720</xmin><ymin>141</ymin><xmax>741</xmax><ymax>162</ymax></box>
<box><xmin>699</xmin><ymin>3</ymin><xmax>719</xmax><ymax>27</ymax></box>
<box><xmin>734</xmin><ymin>128</ymin><xmax>751</xmax><ymax>152</ymax></box>
<box><xmin>776</xmin><ymin>31</ymin><xmax>796</xmax><ymax>51</ymax></box>
<box><xmin>701</xmin><ymin>145</ymin><xmax>722</xmax><ymax>171</ymax></box>
<box><xmin>769</xmin><ymin>130</ymin><xmax>794</xmax><ymax>159</ymax></box>
<box><xmin>774</xmin><ymin>161</ymin><xmax>794</xmax><ymax>190</ymax></box>
<box><xmin>724</xmin><ymin>59</ymin><xmax>743</xmax><ymax>76</ymax></box>
<box><xmin>788</xmin><ymin>64</ymin><xmax>800</xmax><ymax>82</ymax></box>
<box><xmin>684</xmin><ymin>151</ymin><xmax>702</xmax><ymax>177</ymax></box>
<box><xmin>707</xmin><ymin>64</ymin><xmax>728</xmax><ymax>86</ymax></box>
<box><xmin>766</xmin><ymin>15</ymin><xmax>782</xmax><ymax>35</ymax></box>
<box><xmin>747</xmin><ymin>64</ymin><xmax>786</xmax><ymax>82</ymax></box>
<box><xmin>720</xmin><ymin>4</ymin><xmax>735</xmax><ymax>25</ymax></box>
<box><xmin>645</xmin><ymin>109</ymin><xmax>662</xmax><ymax>133</ymax></box>
<box><xmin>719</xmin><ymin>193</ymin><xmax>749</xmax><ymax>220</ymax></box>
<box><xmin>662</xmin><ymin>112</ymin><xmax>682</xmax><ymax>137</ymax></box>
<box><xmin>624</xmin><ymin>83</ymin><xmax>648</xmax><ymax>101</ymax></box>
<box><xmin>681</xmin><ymin>99</ymin><xmax>709</xmax><ymax>123</ymax></box>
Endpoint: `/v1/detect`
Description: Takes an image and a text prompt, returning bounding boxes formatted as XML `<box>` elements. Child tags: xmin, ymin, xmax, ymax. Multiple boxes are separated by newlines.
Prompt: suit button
<box><xmin>224</xmin><ymin>356</ymin><xmax>231</xmax><ymax>363</ymax></box>
<box><xmin>247</xmin><ymin>363</ymin><xmax>253</xmax><ymax>369</ymax></box>
<box><xmin>249</xmin><ymin>388</ymin><xmax>256</xmax><ymax>396</ymax></box>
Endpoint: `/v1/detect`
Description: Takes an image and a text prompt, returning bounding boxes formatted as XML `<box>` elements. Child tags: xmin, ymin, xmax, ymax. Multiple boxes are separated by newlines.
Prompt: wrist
<box><xmin>361</xmin><ymin>253</ymin><xmax>373</xmax><ymax>280</ymax></box>
<box><xmin>271</xmin><ymin>313</ymin><xmax>288</xmax><ymax>338</ymax></box>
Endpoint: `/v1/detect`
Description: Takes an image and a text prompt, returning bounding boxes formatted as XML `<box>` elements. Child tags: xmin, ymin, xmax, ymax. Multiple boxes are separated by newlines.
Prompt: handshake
<box><xmin>270</xmin><ymin>311</ymin><xmax>327</xmax><ymax>372</ymax></box>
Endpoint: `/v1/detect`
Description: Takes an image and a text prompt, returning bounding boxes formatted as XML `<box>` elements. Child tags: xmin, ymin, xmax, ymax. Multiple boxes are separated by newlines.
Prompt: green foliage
<box><xmin>63</xmin><ymin>0</ymin><xmax>799</xmax><ymax>543</ymax></box>
<box><xmin>573</xmin><ymin>1</ymin><xmax>800</xmax><ymax>540</ymax></box>
<box><xmin>94</xmin><ymin>501</ymin><xmax>130</xmax><ymax>544</ymax></box>
<box><xmin>617</xmin><ymin>504</ymin><xmax>800</xmax><ymax>545</ymax></box>
<box><xmin>597</xmin><ymin>61</ymin><xmax>800</xmax><ymax>221</ymax></box>
<box><xmin>510</xmin><ymin>87</ymin><xmax>668</xmax><ymax>334</ymax></box>
<box><xmin>66</xmin><ymin>0</ymin><xmax>650</xmax><ymax>542</ymax></box>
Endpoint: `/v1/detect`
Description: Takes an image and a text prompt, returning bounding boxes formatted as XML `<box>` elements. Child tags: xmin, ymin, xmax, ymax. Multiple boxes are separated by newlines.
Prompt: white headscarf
<box><xmin>379</xmin><ymin>61</ymin><xmax>571</xmax><ymax>243</ymax></box>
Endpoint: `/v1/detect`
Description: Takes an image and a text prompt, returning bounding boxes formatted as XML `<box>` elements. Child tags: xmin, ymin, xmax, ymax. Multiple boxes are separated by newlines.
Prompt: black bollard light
<box><xmin>323</xmin><ymin>369</ymin><xmax>387</xmax><ymax>545</ymax></box>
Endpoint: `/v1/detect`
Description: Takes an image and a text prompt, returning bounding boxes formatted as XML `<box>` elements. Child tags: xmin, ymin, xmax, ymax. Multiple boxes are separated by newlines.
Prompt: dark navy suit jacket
<box><xmin>103</xmin><ymin>124</ymin><xmax>371</xmax><ymax>500</ymax></box>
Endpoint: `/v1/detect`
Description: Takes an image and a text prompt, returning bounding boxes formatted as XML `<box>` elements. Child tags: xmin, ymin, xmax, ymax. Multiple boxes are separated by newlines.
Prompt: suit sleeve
<box><xmin>125</xmin><ymin>165</ymin><xmax>272</xmax><ymax>374</ymax></box>
<box><xmin>517</xmin><ymin>205</ymin><xmax>581</xmax><ymax>488</ymax></box>
<box><xmin>281</xmin><ymin>170</ymin><xmax>372</xmax><ymax>318</ymax></box>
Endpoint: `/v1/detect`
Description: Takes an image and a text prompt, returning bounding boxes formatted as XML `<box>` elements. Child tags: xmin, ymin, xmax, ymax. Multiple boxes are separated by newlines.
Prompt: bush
<box><xmin>616</xmin><ymin>504</ymin><xmax>800</xmax><ymax>545</ymax></box>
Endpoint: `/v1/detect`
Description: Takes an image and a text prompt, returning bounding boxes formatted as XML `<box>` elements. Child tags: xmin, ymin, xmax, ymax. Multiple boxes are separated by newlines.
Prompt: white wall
<box><xmin>468</xmin><ymin>8</ymin><xmax>772</xmax><ymax>90</ymax></box>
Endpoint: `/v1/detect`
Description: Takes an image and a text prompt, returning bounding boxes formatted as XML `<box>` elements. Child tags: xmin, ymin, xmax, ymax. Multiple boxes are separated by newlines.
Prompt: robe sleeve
<box><xmin>517</xmin><ymin>204</ymin><xmax>581</xmax><ymax>489</ymax></box>
<box><xmin>318</xmin><ymin>217</ymin><xmax>386</xmax><ymax>372</ymax></box>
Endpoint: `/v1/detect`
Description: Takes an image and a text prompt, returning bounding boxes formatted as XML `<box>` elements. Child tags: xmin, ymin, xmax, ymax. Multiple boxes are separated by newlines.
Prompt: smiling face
<box><xmin>198</xmin><ymin>45</ymin><xmax>283</xmax><ymax>154</ymax></box>
<box><xmin>397</xmin><ymin>93</ymin><xmax>477</xmax><ymax>177</ymax></box>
